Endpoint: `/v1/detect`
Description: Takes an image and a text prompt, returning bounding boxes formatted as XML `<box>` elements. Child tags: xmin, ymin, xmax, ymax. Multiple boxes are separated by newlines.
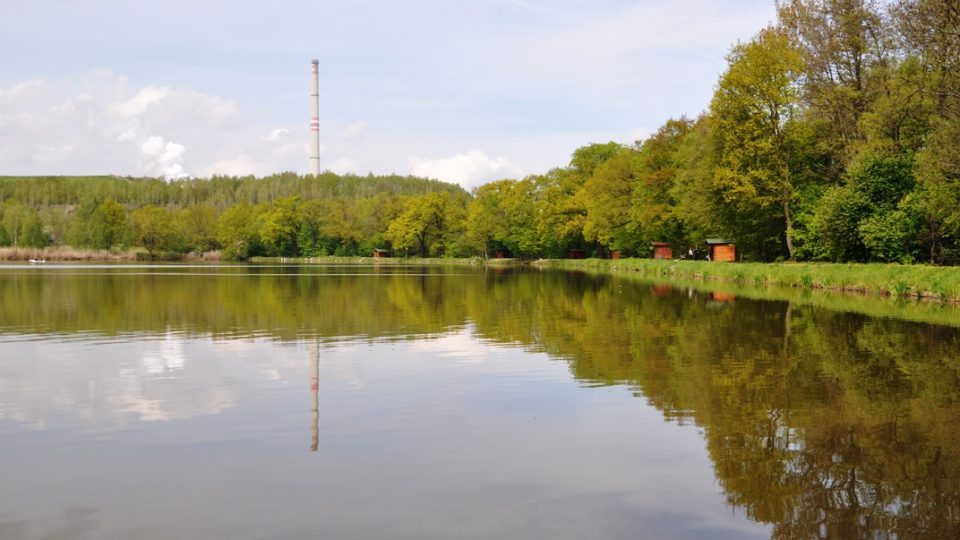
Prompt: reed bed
<box><xmin>249</xmin><ymin>256</ymin><xmax>503</xmax><ymax>266</ymax></box>
<box><xmin>0</xmin><ymin>246</ymin><xmax>138</xmax><ymax>262</ymax></box>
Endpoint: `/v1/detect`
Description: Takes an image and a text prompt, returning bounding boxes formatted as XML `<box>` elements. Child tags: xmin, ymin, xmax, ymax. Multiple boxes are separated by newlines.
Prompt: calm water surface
<box><xmin>1</xmin><ymin>264</ymin><xmax>958</xmax><ymax>539</ymax></box>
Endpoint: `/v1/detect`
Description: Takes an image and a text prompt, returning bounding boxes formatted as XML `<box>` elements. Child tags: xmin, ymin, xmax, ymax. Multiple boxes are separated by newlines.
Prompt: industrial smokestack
<box><xmin>309</xmin><ymin>59</ymin><xmax>320</xmax><ymax>176</ymax></box>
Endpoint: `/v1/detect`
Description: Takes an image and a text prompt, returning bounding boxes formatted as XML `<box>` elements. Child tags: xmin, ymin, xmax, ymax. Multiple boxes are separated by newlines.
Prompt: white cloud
<box><xmin>0</xmin><ymin>78</ymin><xmax>45</xmax><ymax>104</ymax></box>
<box><xmin>202</xmin><ymin>154</ymin><xmax>260</xmax><ymax>177</ymax></box>
<box><xmin>0</xmin><ymin>72</ymin><xmax>263</xmax><ymax>179</ymax></box>
<box><xmin>326</xmin><ymin>157</ymin><xmax>359</xmax><ymax>175</ymax></box>
<box><xmin>410</xmin><ymin>149</ymin><xmax>523</xmax><ymax>189</ymax></box>
<box><xmin>107</xmin><ymin>86</ymin><xmax>170</xmax><ymax>119</ymax></box>
<box><xmin>140</xmin><ymin>135</ymin><xmax>188</xmax><ymax>179</ymax></box>
<box><xmin>1</xmin><ymin>0</ymin><xmax>777</xmax><ymax>184</ymax></box>
<box><xmin>342</xmin><ymin>120</ymin><xmax>367</xmax><ymax>141</ymax></box>
<box><xmin>262</xmin><ymin>127</ymin><xmax>289</xmax><ymax>142</ymax></box>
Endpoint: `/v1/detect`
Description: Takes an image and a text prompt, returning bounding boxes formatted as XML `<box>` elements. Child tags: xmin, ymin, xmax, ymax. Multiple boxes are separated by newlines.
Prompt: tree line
<box><xmin>1</xmin><ymin>0</ymin><xmax>959</xmax><ymax>263</ymax></box>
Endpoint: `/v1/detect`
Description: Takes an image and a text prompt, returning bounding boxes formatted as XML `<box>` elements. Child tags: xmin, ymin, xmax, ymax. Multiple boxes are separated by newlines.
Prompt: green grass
<box><xmin>537</xmin><ymin>258</ymin><xmax>960</xmax><ymax>303</ymax></box>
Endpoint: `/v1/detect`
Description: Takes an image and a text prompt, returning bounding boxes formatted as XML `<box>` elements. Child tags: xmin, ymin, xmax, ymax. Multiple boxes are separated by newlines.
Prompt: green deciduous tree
<box><xmin>583</xmin><ymin>148</ymin><xmax>639</xmax><ymax>253</ymax></box>
<box><xmin>259</xmin><ymin>196</ymin><xmax>303</xmax><ymax>256</ymax></box>
<box><xmin>467</xmin><ymin>178</ymin><xmax>541</xmax><ymax>258</ymax></box>
<box><xmin>632</xmin><ymin>118</ymin><xmax>694</xmax><ymax>249</ymax></box>
<box><xmin>89</xmin><ymin>198</ymin><xmax>127</xmax><ymax>250</ymax></box>
<box><xmin>914</xmin><ymin>118</ymin><xmax>960</xmax><ymax>262</ymax></box>
<box><xmin>711</xmin><ymin>27</ymin><xmax>806</xmax><ymax>259</ymax></box>
<box><xmin>130</xmin><ymin>206</ymin><xmax>181</xmax><ymax>255</ymax></box>
<box><xmin>386</xmin><ymin>193</ymin><xmax>450</xmax><ymax>257</ymax></box>
<box><xmin>179</xmin><ymin>204</ymin><xmax>219</xmax><ymax>253</ymax></box>
<box><xmin>570</xmin><ymin>142</ymin><xmax>623</xmax><ymax>177</ymax></box>
<box><xmin>535</xmin><ymin>168</ymin><xmax>588</xmax><ymax>257</ymax></box>
<box><xmin>217</xmin><ymin>203</ymin><xmax>262</xmax><ymax>261</ymax></box>
<box><xmin>777</xmin><ymin>0</ymin><xmax>888</xmax><ymax>164</ymax></box>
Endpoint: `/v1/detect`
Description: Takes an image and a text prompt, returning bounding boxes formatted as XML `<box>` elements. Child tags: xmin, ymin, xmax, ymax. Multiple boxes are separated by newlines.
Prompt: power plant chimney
<box><xmin>309</xmin><ymin>59</ymin><xmax>320</xmax><ymax>176</ymax></box>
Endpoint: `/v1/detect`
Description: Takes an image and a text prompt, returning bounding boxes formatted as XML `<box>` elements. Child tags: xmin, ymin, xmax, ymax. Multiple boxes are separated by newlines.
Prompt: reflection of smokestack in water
<box><xmin>309</xmin><ymin>59</ymin><xmax>320</xmax><ymax>176</ymax></box>
<box><xmin>310</xmin><ymin>340</ymin><xmax>319</xmax><ymax>452</ymax></box>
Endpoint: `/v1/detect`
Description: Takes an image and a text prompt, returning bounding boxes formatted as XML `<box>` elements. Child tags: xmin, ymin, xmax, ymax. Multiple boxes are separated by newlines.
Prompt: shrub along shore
<box><xmin>536</xmin><ymin>258</ymin><xmax>960</xmax><ymax>303</ymax></box>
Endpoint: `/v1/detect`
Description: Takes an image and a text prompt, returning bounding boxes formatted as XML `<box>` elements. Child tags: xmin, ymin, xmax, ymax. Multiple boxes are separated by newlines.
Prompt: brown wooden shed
<box><xmin>610</xmin><ymin>250</ymin><xmax>621</xmax><ymax>260</ymax></box>
<box><xmin>705</xmin><ymin>239</ymin><xmax>736</xmax><ymax>262</ymax></box>
<box><xmin>493</xmin><ymin>248</ymin><xmax>510</xmax><ymax>259</ymax></box>
<box><xmin>568</xmin><ymin>249</ymin><xmax>586</xmax><ymax>259</ymax></box>
<box><xmin>651</xmin><ymin>242</ymin><xmax>672</xmax><ymax>260</ymax></box>
<box><xmin>373</xmin><ymin>248</ymin><xmax>390</xmax><ymax>258</ymax></box>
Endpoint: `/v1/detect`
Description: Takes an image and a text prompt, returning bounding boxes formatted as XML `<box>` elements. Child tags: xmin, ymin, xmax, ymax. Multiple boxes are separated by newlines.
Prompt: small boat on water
<box><xmin>28</xmin><ymin>258</ymin><xmax>46</xmax><ymax>264</ymax></box>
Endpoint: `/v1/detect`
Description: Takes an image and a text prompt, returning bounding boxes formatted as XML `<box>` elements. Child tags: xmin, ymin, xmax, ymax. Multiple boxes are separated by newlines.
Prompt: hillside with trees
<box><xmin>1</xmin><ymin>0</ymin><xmax>958</xmax><ymax>263</ymax></box>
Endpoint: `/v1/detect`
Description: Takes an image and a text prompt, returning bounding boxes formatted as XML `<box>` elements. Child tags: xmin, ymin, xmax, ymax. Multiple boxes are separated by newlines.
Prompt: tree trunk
<box><xmin>783</xmin><ymin>197</ymin><xmax>795</xmax><ymax>260</ymax></box>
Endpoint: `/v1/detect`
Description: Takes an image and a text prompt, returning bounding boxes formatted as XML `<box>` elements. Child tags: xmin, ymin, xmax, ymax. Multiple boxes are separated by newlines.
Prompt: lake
<box><xmin>1</xmin><ymin>264</ymin><xmax>958</xmax><ymax>539</ymax></box>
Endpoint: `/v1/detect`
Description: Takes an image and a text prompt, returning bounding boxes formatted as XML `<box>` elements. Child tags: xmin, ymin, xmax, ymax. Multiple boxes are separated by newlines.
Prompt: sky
<box><xmin>0</xmin><ymin>0</ymin><xmax>776</xmax><ymax>189</ymax></box>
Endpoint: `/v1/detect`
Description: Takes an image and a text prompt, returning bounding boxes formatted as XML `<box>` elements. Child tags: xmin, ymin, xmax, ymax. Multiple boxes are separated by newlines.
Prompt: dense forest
<box><xmin>1</xmin><ymin>0</ymin><xmax>959</xmax><ymax>263</ymax></box>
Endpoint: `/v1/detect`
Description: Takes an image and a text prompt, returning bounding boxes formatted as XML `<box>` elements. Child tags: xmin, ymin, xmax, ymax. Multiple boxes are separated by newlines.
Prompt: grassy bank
<box><xmin>536</xmin><ymin>258</ymin><xmax>960</xmax><ymax>303</ymax></box>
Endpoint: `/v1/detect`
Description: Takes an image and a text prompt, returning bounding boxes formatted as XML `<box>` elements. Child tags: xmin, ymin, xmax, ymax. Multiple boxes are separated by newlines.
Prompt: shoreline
<box><xmin>0</xmin><ymin>246</ymin><xmax>139</xmax><ymax>262</ymax></box>
<box><xmin>533</xmin><ymin>258</ymin><xmax>960</xmax><ymax>303</ymax></box>
<box><xmin>4</xmin><ymin>247</ymin><xmax>958</xmax><ymax>304</ymax></box>
<box><xmin>247</xmin><ymin>256</ymin><xmax>520</xmax><ymax>266</ymax></box>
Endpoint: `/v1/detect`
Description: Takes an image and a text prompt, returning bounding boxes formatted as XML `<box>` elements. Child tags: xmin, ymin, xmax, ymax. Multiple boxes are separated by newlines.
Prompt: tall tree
<box><xmin>259</xmin><ymin>196</ymin><xmax>303</xmax><ymax>256</ymax></box>
<box><xmin>218</xmin><ymin>203</ymin><xmax>261</xmax><ymax>261</ymax></box>
<box><xmin>178</xmin><ymin>204</ymin><xmax>219</xmax><ymax>253</ymax></box>
<box><xmin>129</xmin><ymin>206</ymin><xmax>181</xmax><ymax>255</ymax></box>
<box><xmin>711</xmin><ymin>27</ymin><xmax>807</xmax><ymax>259</ymax></box>
<box><xmin>386</xmin><ymin>193</ymin><xmax>449</xmax><ymax>257</ymax></box>
<box><xmin>582</xmin><ymin>148</ymin><xmax>639</xmax><ymax>253</ymax></box>
<box><xmin>535</xmin><ymin>168</ymin><xmax>588</xmax><ymax>257</ymax></box>
<box><xmin>777</xmin><ymin>0</ymin><xmax>888</xmax><ymax>161</ymax></box>
<box><xmin>89</xmin><ymin>198</ymin><xmax>128</xmax><ymax>250</ymax></box>
<box><xmin>894</xmin><ymin>0</ymin><xmax>960</xmax><ymax>118</ymax></box>
<box><xmin>632</xmin><ymin>118</ymin><xmax>694</xmax><ymax>247</ymax></box>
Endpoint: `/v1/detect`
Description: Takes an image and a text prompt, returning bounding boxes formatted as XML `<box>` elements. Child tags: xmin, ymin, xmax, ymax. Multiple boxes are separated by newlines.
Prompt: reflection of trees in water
<box><xmin>470</xmin><ymin>273</ymin><xmax>960</xmax><ymax>538</ymax></box>
<box><xmin>1</xmin><ymin>268</ymin><xmax>958</xmax><ymax>536</ymax></box>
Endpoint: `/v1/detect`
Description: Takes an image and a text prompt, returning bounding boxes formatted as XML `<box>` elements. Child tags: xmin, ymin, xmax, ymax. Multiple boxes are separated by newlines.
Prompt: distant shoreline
<box><xmin>5</xmin><ymin>248</ymin><xmax>958</xmax><ymax>305</ymax></box>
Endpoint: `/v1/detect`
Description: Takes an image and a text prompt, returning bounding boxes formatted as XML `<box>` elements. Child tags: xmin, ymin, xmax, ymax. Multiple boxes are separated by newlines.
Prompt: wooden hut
<box><xmin>651</xmin><ymin>284</ymin><xmax>673</xmax><ymax>297</ymax></box>
<box><xmin>372</xmin><ymin>248</ymin><xmax>390</xmax><ymax>258</ymax></box>
<box><xmin>651</xmin><ymin>242</ymin><xmax>672</xmax><ymax>260</ymax></box>
<box><xmin>568</xmin><ymin>249</ymin><xmax>587</xmax><ymax>259</ymax></box>
<box><xmin>493</xmin><ymin>248</ymin><xmax>510</xmax><ymax>259</ymax></box>
<box><xmin>709</xmin><ymin>291</ymin><xmax>735</xmax><ymax>303</ymax></box>
<box><xmin>610</xmin><ymin>250</ymin><xmax>621</xmax><ymax>260</ymax></box>
<box><xmin>705</xmin><ymin>239</ymin><xmax>736</xmax><ymax>262</ymax></box>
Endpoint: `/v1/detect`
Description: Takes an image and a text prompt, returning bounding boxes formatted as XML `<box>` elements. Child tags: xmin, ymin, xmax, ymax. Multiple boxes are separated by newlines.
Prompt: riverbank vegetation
<box><xmin>1</xmin><ymin>0</ymin><xmax>959</xmax><ymax>265</ymax></box>
<box><xmin>538</xmin><ymin>258</ymin><xmax>960</xmax><ymax>302</ymax></box>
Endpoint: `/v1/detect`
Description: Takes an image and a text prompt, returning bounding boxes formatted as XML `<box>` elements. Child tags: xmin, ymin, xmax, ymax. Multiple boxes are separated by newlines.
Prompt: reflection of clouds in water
<box><xmin>109</xmin><ymin>331</ymin><xmax>238</xmax><ymax>422</ymax></box>
<box><xmin>140</xmin><ymin>332</ymin><xmax>186</xmax><ymax>375</ymax></box>
<box><xmin>407</xmin><ymin>326</ymin><xmax>490</xmax><ymax>365</ymax></box>
<box><xmin>316</xmin><ymin>341</ymin><xmax>367</xmax><ymax>392</ymax></box>
<box><xmin>114</xmin><ymin>378</ymin><xmax>236</xmax><ymax>423</ymax></box>
<box><xmin>0</xmin><ymin>333</ymin><xmax>306</xmax><ymax>431</ymax></box>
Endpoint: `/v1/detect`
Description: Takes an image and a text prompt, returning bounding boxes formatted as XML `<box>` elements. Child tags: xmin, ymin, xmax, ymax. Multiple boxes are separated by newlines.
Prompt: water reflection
<box><xmin>0</xmin><ymin>265</ymin><xmax>958</xmax><ymax>538</ymax></box>
<box><xmin>310</xmin><ymin>340</ymin><xmax>319</xmax><ymax>452</ymax></box>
